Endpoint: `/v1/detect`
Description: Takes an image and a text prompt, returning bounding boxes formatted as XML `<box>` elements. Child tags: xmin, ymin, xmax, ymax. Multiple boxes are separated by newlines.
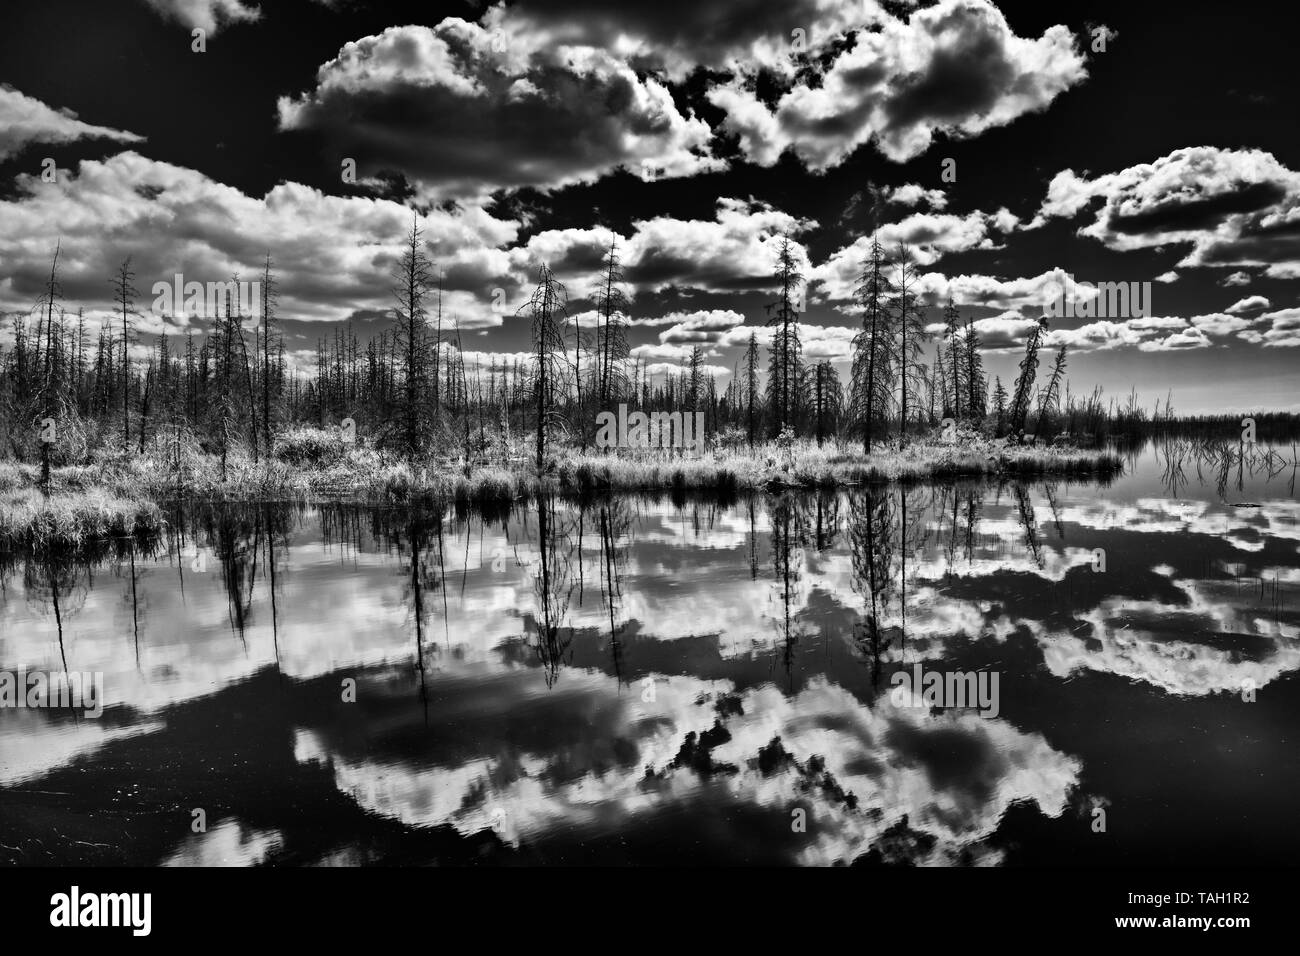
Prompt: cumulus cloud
<box><xmin>655</xmin><ymin>309</ymin><xmax>747</xmax><ymax>346</ymax></box>
<box><xmin>918</xmin><ymin>309</ymin><xmax>1203</xmax><ymax>353</ymax></box>
<box><xmin>1030</xmin><ymin>146</ymin><xmax>1300</xmax><ymax>279</ymax></box>
<box><xmin>1191</xmin><ymin>312</ymin><xmax>1260</xmax><ymax>337</ymax></box>
<box><xmin>811</xmin><ymin>208</ymin><xmax>1016</xmax><ymax>300</ymax></box>
<box><xmin>1225</xmin><ymin>294</ymin><xmax>1271</xmax><ymax>314</ymax></box>
<box><xmin>953</xmin><ymin>311</ymin><xmax>1041</xmax><ymax>350</ymax></box>
<box><xmin>1043</xmin><ymin>317</ymin><xmax>1194</xmax><ymax>352</ymax></box>
<box><xmin>493</xmin><ymin>0</ymin><xmax>883</xmax><ymax>81</ymax></box>
<box><xmin>1240</xmin><ymin>307</ymin><xmax>1300</xmax><ymax>347</ymax></box>
<box><xmin>709</xmin><ymin>0</ymin><xmax>1087</xmax><ymax>169</ymax></box>
<box><xmin>0</xmin><ymin>151</ymin><xmax>520</xmax><ymax>330</ymax></box>
<box><xmin>521</xmin><ymin>198</ymin><xmax>813</xmax><ymax>296</ymax></box>
<box><xmin>139</xmin><ymin>0</ymin><xmax>260</xmax><ymax>33</ymax></box>
<box><xmin>887</xmin><ymin>183</ymin><xmax>950</xmax><ymax>210</ymax></box>
<box><xmin>0</xmin><ymin>86</ymin><xmax>143</xmax><ymax>162</ymax></box>
<box><xmin>710</xmin><ymin>321</ymin><xmax>856</xmax><ymax>361</ymax></box>
<box><xmin>278</xmin><ymin>20</ymin><xmax>721</xmax><ymax>200</ymax></box>
<box><xmin>1138</xmin><ymin>327</ymin><xmax>1212</xmax><ymax>351</ymax></box>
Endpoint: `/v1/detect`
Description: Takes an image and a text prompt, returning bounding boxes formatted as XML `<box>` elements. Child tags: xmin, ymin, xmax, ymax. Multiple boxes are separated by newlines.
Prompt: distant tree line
<box><xmin>21</xmin><ymin>218</ymin><xmax>1276</xmax><ymax>473</ymax></box>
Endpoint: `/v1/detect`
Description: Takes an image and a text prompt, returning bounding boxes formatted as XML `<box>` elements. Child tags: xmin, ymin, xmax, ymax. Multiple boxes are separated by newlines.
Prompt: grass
<box><xmin>550</xmin><ymin>438</ymin><xmax>1122</xmax><ymax>494</ymax></box>
<box><xmin>0</xmin><ymin>486</ymin><xmax>164</xmax><ymax>551</ymax></box>
<box><xmin>0</xmin><ymin>427</ymin><xmax>1121</xmax><ymax>548</ymax></box>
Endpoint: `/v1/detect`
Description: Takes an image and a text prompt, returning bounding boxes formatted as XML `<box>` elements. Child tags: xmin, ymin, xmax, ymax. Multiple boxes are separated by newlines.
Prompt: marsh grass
<box><xmin>0</xmin><ymin>428</ymin><xmax>1121</xmax><ymax>549</ymax></box>
<box><xmin>0</xmin><ymin>487</ymin><xmax>164</xmax><ymax>551</ymax></box>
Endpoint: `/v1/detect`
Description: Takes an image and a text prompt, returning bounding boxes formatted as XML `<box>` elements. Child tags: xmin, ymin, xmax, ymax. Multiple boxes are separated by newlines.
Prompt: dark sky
<box><xmin>1</xmin><ymin>0</ymin><xmax>1298</xmax><ymax>412</ymax></box>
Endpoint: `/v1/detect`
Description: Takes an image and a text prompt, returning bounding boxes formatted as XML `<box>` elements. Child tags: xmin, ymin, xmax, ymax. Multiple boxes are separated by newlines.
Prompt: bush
<box><xmin>273</xmin><ymin>426</ymin><xmax>353</xmax><ymax>466</ymax></box>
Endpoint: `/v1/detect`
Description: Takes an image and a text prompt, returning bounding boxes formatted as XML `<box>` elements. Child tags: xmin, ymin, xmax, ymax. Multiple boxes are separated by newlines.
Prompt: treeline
<box><xmin>0</xmin><ymin>248</ymin><xmax>296</xmax><ymax>477</ymax></box>
<box><xmin>4</xmin><ymin>223</ymin><xmax>1286</xmax><ymax>473</ymax></box>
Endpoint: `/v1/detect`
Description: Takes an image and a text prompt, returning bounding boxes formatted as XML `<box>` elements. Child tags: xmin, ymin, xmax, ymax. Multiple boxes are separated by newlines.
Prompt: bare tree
<box><xmin>522</xmin><ymin>263</ymin><xmax>569</xmax><ymax>470</ymax></box>
<box><xmin>390</xmin><ymin>217</ymin><xmax>436</xmax><ymax>459</ymax></box>
<box><xmin>889</xmin><ymin>244</ymin><xmax>929</xmax><ymax>443</ymax></box>
<box><xmin>593</xmin><ymin>235</ymin><xmax>630</xmax><ymax>405</ymax></box>
<box><xmin>110</xmin><ymin>258</ymin><xmax>139</xmax><ymax>451</ymax></box>
<box><xmin>260</xmin><ymin>253</ymin><xmax>280</xmax><ymax>454</ymax></box>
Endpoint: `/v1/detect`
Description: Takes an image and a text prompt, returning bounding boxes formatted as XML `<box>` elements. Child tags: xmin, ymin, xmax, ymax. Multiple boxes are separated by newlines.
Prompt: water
<box><xmin>2</xmin><ymin>441</ymin><xmax>1297</xmax><ymax>866</ymax></box>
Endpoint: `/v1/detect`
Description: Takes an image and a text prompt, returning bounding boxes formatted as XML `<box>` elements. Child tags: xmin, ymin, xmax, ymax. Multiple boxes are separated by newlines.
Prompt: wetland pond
<box><xmin>2</xmin><ymin>440</ymin><xmax>1298</xmax><ymax>865</ymax></box>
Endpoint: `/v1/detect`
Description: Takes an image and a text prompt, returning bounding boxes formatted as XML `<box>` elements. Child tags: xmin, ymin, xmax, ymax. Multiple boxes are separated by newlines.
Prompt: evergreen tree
<box><xmin>743</xmin><ymin>331</ymin><xmax>762</xmax><ymax>447</ymax></box>
<box><xmin>765</xmin><ymin>236</ymin><xmax>805</xmax><ymax>436</ymax></box>
<box><xmin>889</xmin><ymin>243</ymin><xmax>929</xmax><ymax>443</ymax></box>
<box><xmin>942</xmin><ymin>300</ymin><xmax>963</xmax><ymax>419</ymax></box>
<box><xmin>963</xmin><ymin>317</ymin><xmax>987</xmax><ymax>420</ymax></box>
<box><xmin>1008</xmin><ymin>318</ymin><xmax>1048</xmax><ymax>435</ymax></box>
<box><xmin>389</xmin><ymin>216</ymin><xmax>436</xmax><ymax>459</ymax></box>
<box><xmin>1035</xmin><ymin>344</ymin><xmax>1068</xmax><ymax>435</ymax></box>
<box><xmin>849</xmin><ymin>233</ymin><xmax>895</xmax><ymax>452</ymax></box>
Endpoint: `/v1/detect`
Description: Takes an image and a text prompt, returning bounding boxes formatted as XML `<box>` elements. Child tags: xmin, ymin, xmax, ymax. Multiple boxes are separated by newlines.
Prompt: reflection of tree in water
<box><xmin>1042</xmin><ymin>481</ymin><xmax>1066</xmax><ymax>540</ymax></box>
<box><xmin>1</xmin><ymin>531</ymin><xmax>173</xmax><ymax>672</ymax></box>
<box><xmin>531</xmin><ymin>496</ymin><xmax>578</xmax><ymax>687</ymax></box>
<box><xmin>207</xmin><ymin>508</ymin><xmax>265</xmax><ymax>650</ymax></box>
<box><xmin>961</xmin><ymin>485</ymin><xmax>983</xmax><ymax>566</ymax></box>
<box><xmin>849</xmin><ymin>489</ymin><xmax>895</xmax><ymax>690</ymax></box>
<box><xmin>374</xmin><ymin>505</ymin><xmax>448</xmax><ymax>714</ymax></box>
<box><xmin>896</xmin><ymin>485</ymin><xmax>932</xmax><ymax>659</ymax></box>
<box><xmin>812</xmin><ymin>490</ymin><xmax>841</xmax><ymax>553</ymax></box>
<box><xmin>747</xmin><ymin>498</ymin><xmax>759</xmax><ymax>580</ymax></box>
<box><xmin>166</xmin><ymin>502</ymin><xmax>302</xmax><ymax>655</ymax></box>
<box><xmin>933</xmin><ymin>481</ymin><xmax>987</xmax><ymax>573</ymax></box>
<box><xmin>18</xmin><ymin>554</ymin><xmax>93</xmax><ymax>676</ymax></box>
<box><xmin>596</xmin><ymin>499</ymin><xmax>633</xmax><ymax>687</ymax></box>
<box><xmin>320</xmin><ymin>506</ymin><xmax>368</xmax><ymax>562</ymax></box>
<box><xmin>1011</xmin><ymin>483</ymin><xmax>1042</xmax><ymax>569</ymax></box>
<box><xmin>767</xmin><ymin>494</ymin><xmax>813</xmax><ymax>689</ymax></box>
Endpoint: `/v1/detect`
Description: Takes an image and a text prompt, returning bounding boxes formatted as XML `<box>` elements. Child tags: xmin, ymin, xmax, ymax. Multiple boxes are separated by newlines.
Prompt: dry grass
<box><xmin>0</xmin><ymin>487</ymin><xmax>164</xmax><ymax>551</ymax></box>
<box><xmin>0</xmin><ymin>431</ymin><xmax>1122</xmax><ymax>541</ymax></box>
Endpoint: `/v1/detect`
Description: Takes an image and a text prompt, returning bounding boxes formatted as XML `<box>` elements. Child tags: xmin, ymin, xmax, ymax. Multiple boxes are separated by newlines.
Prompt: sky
<box><xmin>0</xmin><ymin>0</ymin><xmax>1297</xmax><ymax>413</ymax></box>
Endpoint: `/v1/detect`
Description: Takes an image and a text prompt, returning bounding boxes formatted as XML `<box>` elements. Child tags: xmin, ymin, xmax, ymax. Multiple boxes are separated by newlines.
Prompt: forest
<box><xmin>3</xmin><ymin>219</ymin><xmax>1295</xmax><ymax>550</ymax></box>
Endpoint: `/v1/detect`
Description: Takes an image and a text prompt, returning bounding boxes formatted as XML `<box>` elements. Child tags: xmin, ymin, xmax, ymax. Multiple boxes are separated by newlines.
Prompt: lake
<box><xmin>2</xmin><ymin>440</ymin><xmax>1297</xmax><ymax>866</ymax></box>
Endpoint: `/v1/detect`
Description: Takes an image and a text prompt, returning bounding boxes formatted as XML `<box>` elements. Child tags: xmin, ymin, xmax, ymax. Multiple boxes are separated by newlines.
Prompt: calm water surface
<box><xmin>2</xmin><ymin>441</ymin><xmax>1298</xmax><ymax>865</ymax></box>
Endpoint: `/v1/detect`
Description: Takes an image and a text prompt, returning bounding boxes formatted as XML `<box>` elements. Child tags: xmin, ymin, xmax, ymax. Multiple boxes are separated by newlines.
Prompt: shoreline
<box><xmin>0</xmin><ymin>439</ymin><xmax>1122</xmax><ymax>552</ymax></box>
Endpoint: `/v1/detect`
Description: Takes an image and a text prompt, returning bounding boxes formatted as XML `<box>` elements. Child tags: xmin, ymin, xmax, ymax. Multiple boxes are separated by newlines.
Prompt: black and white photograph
<box><xmin>0</xmin><ymin>0</ymin><xmax>1294</xmax><ymax>936</ymax></box>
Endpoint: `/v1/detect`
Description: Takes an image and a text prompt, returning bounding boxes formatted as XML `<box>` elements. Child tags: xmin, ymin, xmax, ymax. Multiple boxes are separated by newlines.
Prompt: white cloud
<box><xmin>0</xmin><ymin>86</ymin><xmax>143</xmax><ymax>162</ymax></box>
<box><xmin>1243</xmin><ymin>307</ymin><xmax>1300</xmax><ymax>347</ymax></box>
<box><xmin>1225</xmin><ymin>294</ymin><xmax>1270</xmax><ymax>314</ymax></box>
<box><xmin>1030</xmin><ymin>146</ymin><xmax>1300</xmax><ymax>279</ymax></box>
<box><xmin>0</xmin><ymin>151</ymin><xmax>520</xmax><ymax>329</ymax></box>
<box><xmin>139</xmin><ymin>0</ymin><xmax>260</xmax><ymax>33</ymax></box>
<box><xmin>278</xmin><ymin>21</ymin><xmax>722</xmax><ymax>200</ymax></box>
<box><xmin>1190</xmin><ymin>312</ymin><xmax>1258</xmax><ymax>336</ymax></box>
<box><xmin>887</xmin><ymin>183</ymin><xmax>949</xmax><ymax>210</ymax></box>
<box><xmin>709</xmin><ymin>0</ymin><xmax>1087</xmax><ymax>169</ymax></box>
